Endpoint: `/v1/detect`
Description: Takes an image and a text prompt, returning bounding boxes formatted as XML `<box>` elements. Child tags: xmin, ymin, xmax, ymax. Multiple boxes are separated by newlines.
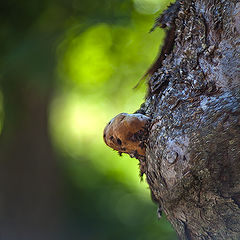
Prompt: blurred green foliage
<box><xmin>1</xmin><ymin>0</ymin><xmax>177</xmax><ymax>239</ymax></box>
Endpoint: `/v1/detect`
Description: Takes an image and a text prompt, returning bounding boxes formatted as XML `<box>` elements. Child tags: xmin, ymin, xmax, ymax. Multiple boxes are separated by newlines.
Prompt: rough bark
<box><xmin>137</xmin><ymin>0</ymin><xmax>240</xmax><ymax>239</ymax></box>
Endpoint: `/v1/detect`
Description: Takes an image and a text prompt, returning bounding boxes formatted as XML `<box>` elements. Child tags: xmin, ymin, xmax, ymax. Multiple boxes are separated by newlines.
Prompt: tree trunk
<box><xmin>0</xmin><ymin>85</ymin><xmax>62</xmax><ymax>240</ymax></box>
<box><xmin>139</xmin><ymin>0</ymin><xmax>240</xmax><ymax>239</ymax></box>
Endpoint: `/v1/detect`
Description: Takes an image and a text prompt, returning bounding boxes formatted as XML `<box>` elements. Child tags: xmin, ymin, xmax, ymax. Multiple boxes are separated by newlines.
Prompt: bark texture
<box><xmin>138</xmin><ymin>0</ymin><xmax>240</xmax><ymax>239</ymax></box>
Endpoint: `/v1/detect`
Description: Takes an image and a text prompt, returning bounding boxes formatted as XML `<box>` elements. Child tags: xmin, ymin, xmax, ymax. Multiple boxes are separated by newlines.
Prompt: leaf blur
<box><xmin>0</xmin><ymin>0</ymin><xmax>177</xmax><ymax>239</ymax></box>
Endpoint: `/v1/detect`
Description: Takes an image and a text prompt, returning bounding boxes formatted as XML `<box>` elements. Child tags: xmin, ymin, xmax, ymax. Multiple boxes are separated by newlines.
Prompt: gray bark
<box><xmin>139</xmin><ymin>0</ymin><xmax>240</xmax><ymax>239</ymax></box>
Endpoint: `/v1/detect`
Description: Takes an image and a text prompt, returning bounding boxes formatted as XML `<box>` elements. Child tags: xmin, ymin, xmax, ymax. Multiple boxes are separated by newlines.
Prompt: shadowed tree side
<box><xmin>0</xmin><ymin>84</ymin><xmax>62</xmax><ymax>240</ymax></box>
<box><xmin>0</xmin><ymin>2</ymin><xmax>63</xmax><ymax>238</ymax></box>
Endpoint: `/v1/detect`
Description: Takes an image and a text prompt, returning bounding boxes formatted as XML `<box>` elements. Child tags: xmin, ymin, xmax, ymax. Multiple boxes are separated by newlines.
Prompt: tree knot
<box><xmin>103</xmin><ymin>113</ymin><xmax>151</xmax><ymax>162</ymax></box>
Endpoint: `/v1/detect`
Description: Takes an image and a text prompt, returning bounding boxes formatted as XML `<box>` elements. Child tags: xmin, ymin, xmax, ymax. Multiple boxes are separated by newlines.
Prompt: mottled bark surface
<box><xmin>138</xmin><ymin>0</ymin><xmax>240</xmax><ymax>239</ymax></box>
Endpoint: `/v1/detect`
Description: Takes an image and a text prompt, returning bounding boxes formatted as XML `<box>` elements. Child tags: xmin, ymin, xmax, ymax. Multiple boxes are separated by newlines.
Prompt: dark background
<box><xmin>0</xmin><ymin>0</ymin><xmax>177</xmax><ymax>239</ymax></box>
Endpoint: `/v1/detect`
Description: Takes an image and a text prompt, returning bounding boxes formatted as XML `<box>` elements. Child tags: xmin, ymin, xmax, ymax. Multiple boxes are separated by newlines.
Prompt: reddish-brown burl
<box><xmin>103</xmin><ymin>113</ymin><xmax>151</xmax><ymax>159</ymax></box>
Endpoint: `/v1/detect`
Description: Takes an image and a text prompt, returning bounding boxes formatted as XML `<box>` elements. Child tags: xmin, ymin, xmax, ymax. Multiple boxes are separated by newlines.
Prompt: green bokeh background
<box><xmin>0</xmin><ymin>0</ymin><xmax>177</xmax><ymax>239</ymax></box>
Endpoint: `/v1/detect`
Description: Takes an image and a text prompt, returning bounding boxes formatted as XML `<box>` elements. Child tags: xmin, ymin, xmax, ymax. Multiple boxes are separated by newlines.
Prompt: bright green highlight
<box><xmin>133</xmin><ymin>0</ymin><xmax>174</xmax><ymax>14</ymax></box>
<box><xmin>49</xmin><ymin>2</ymin><xmax>176</xmax><ymax>238</ymax></box>
<box><xmin>51</xmin><ymin>15</ymin><xmax>166</xmax><ymax>196</ymax></box>
<box><xmin>62</xmin><ymin>24</ymin><xmax>113</xmax><ymax>90</ymax></box>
